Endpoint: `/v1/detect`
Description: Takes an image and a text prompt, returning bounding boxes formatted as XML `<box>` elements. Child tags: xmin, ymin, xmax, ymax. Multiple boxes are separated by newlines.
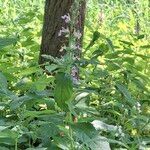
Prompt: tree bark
<box><xmin>39</xmin><ymin>0</ymin><xmax>73</xmax><ymax>64</ymax></box>
<box><xmin>39</xmin><ymin>0</ymin><xmax>86</xmax><ymax>65</ymax></box>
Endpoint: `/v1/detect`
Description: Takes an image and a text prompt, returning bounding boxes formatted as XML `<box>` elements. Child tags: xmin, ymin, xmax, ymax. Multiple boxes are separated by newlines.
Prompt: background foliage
<box><xmin>0</xmin><ymin>0</ymin><xmax>150</xmax><ymax>149</ymax></box>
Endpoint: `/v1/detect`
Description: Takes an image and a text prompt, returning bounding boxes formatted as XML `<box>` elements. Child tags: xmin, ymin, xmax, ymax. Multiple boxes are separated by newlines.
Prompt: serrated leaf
<box><xmin>38</xmin><ymin>123</ymin><xmax>60</xmax><ymax>138</ymax></box>
<box><xmin>54</xmin><ymin>72</ymin><xmax>73</xmax><ymax>111</ymax></box>
<box><xmin>9</xmin><ymin>95</ymin><xmax>32</xmax><ymax>110</ymax></box>
<box><xmin>33</xmin><ymin>75</ymin><xmax>54</xmax><ymax>91</ymax></box>
<box><xmin>45</xmin><ymin>64</ymin><xmax>58</xmax><ymax>73</ymax></box>
<box><xmin>72</xmin><ymin>122</ymin><xmax>111</xmax><ymax>150</ymax></box>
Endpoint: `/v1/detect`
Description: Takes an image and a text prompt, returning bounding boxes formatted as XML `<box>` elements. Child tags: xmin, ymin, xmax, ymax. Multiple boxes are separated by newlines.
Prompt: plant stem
<box><xmin>68</xmin><ymin>112</ymin><xmax>75</xmax><ymax>150</ymax></box>
<box><xmin>15</xmin><ymin>138</ymin><xmax>18</xmax><ymax>150</ymax></box>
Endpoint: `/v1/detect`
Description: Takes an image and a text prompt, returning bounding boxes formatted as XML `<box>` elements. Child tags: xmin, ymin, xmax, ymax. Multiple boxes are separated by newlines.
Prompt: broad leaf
<box><xmin>54</xmin><ymin>72</ymin><xmax>73</xmax><ymax>111</ymax></box>
<box><xmin>0</xmin><ymin>37</ymin><xmax>17</xmax><ymax>49</ymax></box>
<box><xmin>72</xmin><ymin>122</ymin><xmax>111</xmax><ymax>150</ymax></box>
<box><xmin>45</xmin><ymin>64</ymin><xmax>58</xmax><ymax>73</ymax></box>
<box><xmin>91</xmin><ymin>120</ymin><xmax>118</xmax><ymax>132</ymax></box>
<box><xmin>18</xmin><ymin>67</ymin><xmax>42</xmax><ymax>76</ymax></box>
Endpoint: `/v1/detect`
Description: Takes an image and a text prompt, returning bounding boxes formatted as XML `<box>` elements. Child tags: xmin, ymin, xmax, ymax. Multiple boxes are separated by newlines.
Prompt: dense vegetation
<box><xmin>0</xmin><ymin>0</ymin><xmax>150</xmax><ymax>149</ymax></box>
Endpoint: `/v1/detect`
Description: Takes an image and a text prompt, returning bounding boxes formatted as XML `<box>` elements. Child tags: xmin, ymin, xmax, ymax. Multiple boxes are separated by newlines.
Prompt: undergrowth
<box><xmin>0</xmin><ymin>0</ymin><xmax>150</xmax><ymax>149</ymax></box>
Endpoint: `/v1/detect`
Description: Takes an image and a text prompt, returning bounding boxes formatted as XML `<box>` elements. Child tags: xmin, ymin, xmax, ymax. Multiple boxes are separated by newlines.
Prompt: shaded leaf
<box><xmin>45</xmin><ymin>64</ymin><xmax>58</xmax><ymax>73</ymax></box>
<box><xmin>72</xmin><ymin>122</ymin><xmax>111</xmax><ymax>150</ymax></box>
<box><xmin>106</xmin><ymin>38</ymin><xmax>114</xmax><ymax>51</ymax></box>
<box><xmin>0</xmin><ymin>72</ymin><xmax>7</xmax><ymax>90</ymax></box>
<box><xmin>140</xmin><ymin>45</ymin><xmax>150</xmax><ymax>49</ymax></box>
<box><xmin>0</xmin><ymin>37</ymin><xmax>17</xmax><ymax>49</ymax></box>
<box><xmin>116</xmin><ymin>83</ymin><xmax>135</xmax><ymax>105</ymax></box>
<box><xmin>54</xmin><ymin>73</ymin><xmax>73</xmax><ymax>111</ymax></box>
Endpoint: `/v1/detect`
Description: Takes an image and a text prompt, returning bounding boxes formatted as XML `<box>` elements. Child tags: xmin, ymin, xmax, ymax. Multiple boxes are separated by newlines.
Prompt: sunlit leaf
<box><xmin>18</xmin><ymin>67</ymin><xmax>42</xmax><ymax>76</ymax></box>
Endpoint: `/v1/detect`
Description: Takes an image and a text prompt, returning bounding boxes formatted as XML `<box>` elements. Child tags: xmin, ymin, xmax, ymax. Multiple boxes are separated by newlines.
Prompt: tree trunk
<box><xmin>39</xmin><ymin>0</ymin><xmax>86</xmax><ymax>65</ymax></box>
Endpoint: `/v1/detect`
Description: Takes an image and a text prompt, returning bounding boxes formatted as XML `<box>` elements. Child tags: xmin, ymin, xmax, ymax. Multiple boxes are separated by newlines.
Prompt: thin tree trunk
<box><xmin>39</xmin><ymin>0</ymin><xmax>73</xmax><ymax>64</ymax></box>
<box><xmin>39</xmin><ymin>0</ymin><xmax>86</xmax><ymax>65</ymax></box>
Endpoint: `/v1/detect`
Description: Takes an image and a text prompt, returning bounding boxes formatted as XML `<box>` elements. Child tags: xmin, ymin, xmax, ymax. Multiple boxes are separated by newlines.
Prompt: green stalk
<box><xmin>15</xmin><ymin>138</ymin><xmax>18</xmax><ymax>150</ymax></box>
<box><xmin>68</xmin><ymin>112</ymin><xmax>75</xmax><ymax>150</ymax></box>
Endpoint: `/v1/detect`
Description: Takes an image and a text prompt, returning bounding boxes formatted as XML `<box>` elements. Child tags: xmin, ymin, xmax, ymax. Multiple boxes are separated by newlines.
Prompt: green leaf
<box><xmin>106</xmin><ymin>38</ymin><xmax>114</xmax><ymax>51</ymax></box>
<box><xmin>106</xmin><ymin>62</ymin><xmax>121</xmax><ymax>71</ymax></box>
<box><xmin>122</xmin><ymin>57</ymin><xmax>135</xmax><ymax>65</ymax></box>
<box><xmin>135</xmin><ymin>54</ymin><xmax>150</xmax><ymax>60</ymax></box>
<box><xmin>119</xmin><ymin>40</ymin><xmax>133</xmax><ymax>46</ymax></box>
<box><xmin>140</xmin><ymin>45</ymin><xmax>150</xmax><ymax>49</ymax></box>
<box><xmin>137</xmin><ymin>34</ymin><xmax>145</xmax><ymax>39</ymax></box>
<box><xmin>54</xmin><ymin>73</ymin><xmax>73</xmax><ymax>111</ymax></box>
<box><xmin>91</xmin><ymin>120</ymin><xmax>117</xmax><ymax>131</ymax></box>
<box><xmin>0</xmin><ymin>72</ymin><xmax>7</xmax><ymax>90</ymax></box>
<box><xmin>0</xmin><ymin>37</ymin><xmax>17</xmax><ymax>49</ymax></box>
<box><xmin>33</xmin><ymin>75</ymin><xmax>54</xmax><ymax>91</ymax></box>
<box><xmin>53</xmin><ymin>136</ymin><xmax>70</xmax><ymax>150</ymax></box>
<box><xmin>26</xmin><ymin>148</ymin><xmax>47</xmax><ymax>150</ymax></box>
<box><xmin>105</xmin><ymin>51</ymin><xmax>120</xmax><ymax>59</ymax></box>
<box><xmin>132</xmin><ymin>78</ymin><xmax>147</xmax><ymax>91</ymax></box>
<box><xmin>45</xmin><ymin>64</ymin><xmax>58</xmax><ymax>73</ymax></box>
<box><xmin>22</xmin><ymin>110</ymin><xmax>55</xmax><ymax>118</ymax></box>
<box><xmin>38</xmin><ymin>123</ymin><xmax>60</xmax><ymax>138</ymax></box>
<box><xmin>18</xmin><ymin>67</ymin><xmax>42</xmax><ymax>76</ymax></box>
<box><xmin>0</xmin><ymin>126</ymin><xmax>9</xmax><ymax>131</ymax></box>
<box><xmin>9</xmin><ymin>95</ymin><xmax>32</xmax><ymax>110</ymax></box>
<box><xmin>0</xmin><ymin>129</ymin><xmax>18</xmax><ymax>145</ymax></box>
<box><xmin>0</xmin><ymin>72</ymin><xmax>8</xmax><ymax>94</ymax></box>
<box><xmin>86</xmin><ymin>31</ymin><xmax>101</xmax><ymax>49</ymax></box>
<box><xmin>108</xmin><ymin>139</ymin><xmax>129</xmax><ymax>149</ymax></box>
<box><xmin>0</xmin><ymin>147</ymin><xmax>9</xmax><ymax>150</ymax></box>
<box><xmin>72</xmin><ymin>122</ymin><xmax>111</xmax><ymax>150</ymax></box>
<box><xmin>115</xmin><ymin>83</ymin><xmax>135</xmax><ymax>105</ymax></box>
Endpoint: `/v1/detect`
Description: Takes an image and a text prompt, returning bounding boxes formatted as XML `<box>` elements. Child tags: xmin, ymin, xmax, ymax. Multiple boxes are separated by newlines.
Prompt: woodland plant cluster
<box><xmin>0</xmin><ymin>0</ymin><xmax>150</xmax><ymax>150</ymax></box>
